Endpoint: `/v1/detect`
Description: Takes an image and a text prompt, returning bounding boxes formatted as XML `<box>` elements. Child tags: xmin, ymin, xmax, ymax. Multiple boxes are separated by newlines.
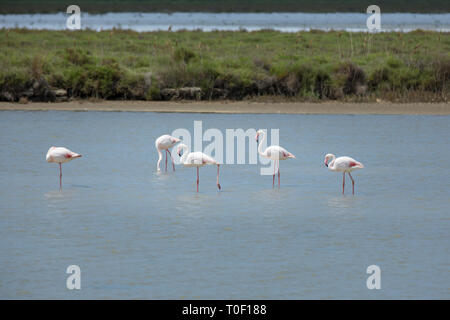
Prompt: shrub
<box><xmin>0</xmin><ymin>71</ymin><xmax>30</xmax><ymax>100</ymax></box>
<box><xmin>146</xmin><ymin>83</ymin><xmax>161</xmax><ymax>100</ymax></box>
<box><xmin>117</xmin><ymin>72</ymin><xmax>147</xmax><ymax>100</ymax></box>
<box><xmin>47</xmin><ymin>73</ymin><xmax>66</xmax><ymax>89</ymax></box>
<box><xmin>63</xmin><ymin>48</ymin><xmax>92</xmax><ymax>66</ymax></box>
<box><xmin>65</xmin><ymin>58</ymin><xmax>123</xmax><ymax>98</ymax></box>
<box><xmin>173</xmin><ymin>47</ymin><xmax>197</xmax><ymax>64</ymax></box>
<box><xmin>368</xmin><ymin>67</ymin><xmax>391</xmax><ymax>90</ymax></box>
<box><xmin>335</xmin><ymin>62</ymin><xmax>366</xmax><ymax>95</ymax></box>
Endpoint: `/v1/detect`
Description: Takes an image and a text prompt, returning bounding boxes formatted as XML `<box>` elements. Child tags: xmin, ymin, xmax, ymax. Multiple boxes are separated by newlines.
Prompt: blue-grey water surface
<box><xmin>1</xmin><ymin>12</ymin><xmax>449</xmax><ymax>32</ymax></box>
<box><xmin>0</xmin><ymin>111</ymin><xmax>449</xmax><ymax>299</ymax></box>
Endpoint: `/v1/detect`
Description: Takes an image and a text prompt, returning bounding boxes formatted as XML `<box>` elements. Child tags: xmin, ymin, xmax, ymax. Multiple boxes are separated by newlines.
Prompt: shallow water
<box><xmin>0</xmin><ymin>111</ymin><xmax>449</xmax><ymax>299</ymax></box>
<box><xmin>1</xmin><ymin>12</ymin><xmax>449</xmax><ymax>32</ymax></box>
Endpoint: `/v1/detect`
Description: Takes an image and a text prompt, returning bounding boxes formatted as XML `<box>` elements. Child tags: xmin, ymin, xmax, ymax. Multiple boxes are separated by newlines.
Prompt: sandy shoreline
<box><xmin>0</xmin><ymin>101</ymin><xmax>449</xmax><ymax>115</ymax></box>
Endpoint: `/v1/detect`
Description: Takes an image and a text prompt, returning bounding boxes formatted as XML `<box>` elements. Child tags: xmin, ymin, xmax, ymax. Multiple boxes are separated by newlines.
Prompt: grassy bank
<box><xmin>0</xmin><ymin>29</ymin><xmax>449</xmax><ymax>103</ymax></box>
<box><xmin>1</xmin><ymin>0</ymin><xmax>449</xmax><ymax>14</ymax></box>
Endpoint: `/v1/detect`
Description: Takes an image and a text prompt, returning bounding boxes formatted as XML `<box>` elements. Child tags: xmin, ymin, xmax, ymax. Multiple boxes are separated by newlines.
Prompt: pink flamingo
<box><xmin>46</xmin><ymin>146</ymin><xmax>82</xmax><ymax>190</ymax></box>
<box><xmin>255</xmin><ymin>129</ymin><xmax>295</xmax><ymax>188</ymax></box>
<box><xmin>324</xmin><ymin>153</ymin><xmax>364</xmax><ymax>195</ymax></box>
<box><xmin>155</xmin><ymin>135</ymin><xmax>181</xmax><ymax>172</ymax></box>
<box><xmin>177</xmin><ymin>143</ymin><xmax>221</xmax><ymax>192</ymax></box>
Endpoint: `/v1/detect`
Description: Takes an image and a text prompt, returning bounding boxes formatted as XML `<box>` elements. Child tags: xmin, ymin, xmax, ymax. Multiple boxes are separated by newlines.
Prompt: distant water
<box><xmin>0</xmin><ymin>111</ymin><xmax>449</xmax><ymax>299</ymax></box>
<box><xmin>0</xmin><ymin>12</ymin><xmax>449</xmax><ymax>32</ymax></box>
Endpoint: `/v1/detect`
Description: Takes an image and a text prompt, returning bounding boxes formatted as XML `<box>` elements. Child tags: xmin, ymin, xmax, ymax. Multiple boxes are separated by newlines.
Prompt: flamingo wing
<box><xmin>264</xmin><ymin>146</ymin><xmax>295</xmax><ymax>160</ymax></box>
<box><xmin>183</xmin><ymin>152</ymin><xmax>218</xmax><ymax>166</ymax></box>
<box><xmin>335</xmin><ymin>156</ymin><xmax>364</xmax><ymax>170</ymax></box>
<box><xmin>46</xmin><ymin>147</ymin><xmax>80</xmax><ymax>163</ymax></box>
<box><xmin>156</xmin><ymin>135</ymin><xmax>180</xmax><ymax>150</ymax></box>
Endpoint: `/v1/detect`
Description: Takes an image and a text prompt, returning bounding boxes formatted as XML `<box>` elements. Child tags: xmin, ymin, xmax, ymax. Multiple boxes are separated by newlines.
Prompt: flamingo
<box><xmin>324</xmin><ymin>154</ymin><xmax>364</xmax><ymax>195</ymax></box>
<box><xmin>176</xmin><ymin>143</ymin><xmax>221</xmax><ymax>192</ymax></box>
<box><xmin>46</xmin><ymin>146</ymin><xmax>82</xmax><ymax>190</ymax></box>
<box><xmin>255</xmin><ymin>129</ymin><xmax>295</xmax><ymax>188</ymax></box>
<box><xmin>155</xmin><ymin>135</ymin><xmax>181</xmax><ymax>172</ymax></box>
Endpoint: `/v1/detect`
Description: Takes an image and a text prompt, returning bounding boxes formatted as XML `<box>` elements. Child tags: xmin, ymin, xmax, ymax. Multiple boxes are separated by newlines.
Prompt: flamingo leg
<box><xmin>196</xmin><ymin>167</ymin><xmax>199</xmax><ymax>192</ymax></box>
<box><xmin>348</xmin><ymin>172</ymin><xmax>355</xmax><ymax>195</ymax></box>
<box><xmin>342</xmin><ymin>172</ymin><xmax>345</xmax><ymax>195</ymax></box>
<box><xmin>165</xmin><ymin>150</ymin><xmax>168</xmax><ymax>172</ymax></box>
<box><xmin>59</xmin><ymin>163</ymin><xmax>62</xmax><ymax>190</ymax></box>
<box><xmin>277</xmin><ymin>159</ymin><xmax>280</xmax><ymax>188</ymax></box>
<box><xmin>216</xmin><ymin>164</ymin><xmax>221</xmax><ymax>190</ymax></box>
<box><xmin>167</xmin><ymin>150</ymin><xmax>175</xmax><ymax>171</ymax></box>
<box><xmin>272</xmin><ymin>160</ymin><xmax>276</xmax><ymax>188</ymax></box>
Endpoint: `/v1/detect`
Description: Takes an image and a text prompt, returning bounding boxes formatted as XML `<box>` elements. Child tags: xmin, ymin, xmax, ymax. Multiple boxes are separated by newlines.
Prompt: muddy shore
<box><xmin>1</xmin><ymin>101</ymin><xmax>449</xmax><ymax>115</ymax></box>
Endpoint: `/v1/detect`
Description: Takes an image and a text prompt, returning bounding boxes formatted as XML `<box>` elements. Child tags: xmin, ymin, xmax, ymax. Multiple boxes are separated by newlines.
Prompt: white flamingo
<box><xmin>324</xmin><ymin>154</ymin><xmax>364</xmax><ymax>195</ymax></box>
<box><xmin>176</xmin><ymin>143</ymin><xmax>221</xmax><ymax>192</ymax></box>
<box><xmin>255</xmin><ymin>129</ymin><xmax>295</xmax><ymax>188</ymax></box>
<box><xmin>46</xmin><ymin>146</ymin><xmax>82</xmax><ymax>190</ymax></box>
<box><xmin>155</xmin><ymin>135</ymin><xmax>181</xmax><ymax>172</ymax></box>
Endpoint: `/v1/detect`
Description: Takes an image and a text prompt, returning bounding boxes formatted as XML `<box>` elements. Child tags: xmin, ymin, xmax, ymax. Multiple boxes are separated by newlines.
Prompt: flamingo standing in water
<box><xmin>155</xmin><ymin>135</ymin><xmax>181</xmax><ymax>172</ymax></box>
<box><xmin>46</xmin><ymin>146</ymin><xmax>82</xmax><ymax>190</ymax></box>
<box><xmin>324</xmin><ymin>153</ymin><xmax>364</xmax><ymax>195</ymax></box>
<box><xmin>176</xmin><ymin>143</ymin><xmax>221</xmax><ymax>192</ymax></box>
<box><xmin>255</xmin><ymin>129</ymin><xmax>295</xmax><ymax>188</ymax></box>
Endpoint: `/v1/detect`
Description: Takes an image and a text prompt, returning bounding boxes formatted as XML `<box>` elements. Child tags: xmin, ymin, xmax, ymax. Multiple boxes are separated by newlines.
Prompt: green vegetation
<box><xmin>0</xmin><ymin>0</ymin><xmax>449</xmax><ymax>14</ymax></box>
<box><xmin>0</xmin><ymin>29</ymin><xmax>448</xmax><ymax>102</ymax></box>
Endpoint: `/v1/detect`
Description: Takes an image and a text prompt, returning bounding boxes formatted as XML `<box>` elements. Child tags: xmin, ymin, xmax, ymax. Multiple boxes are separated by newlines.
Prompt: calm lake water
<box><xmin>1</xmin><ymin>12</ymin><xmax>449</xmax><ymax>32</ymax></box>
<box><xmin>0</xmin><ymin>110</ymin><xmax>449</xmax><ymax>299</ymax></box>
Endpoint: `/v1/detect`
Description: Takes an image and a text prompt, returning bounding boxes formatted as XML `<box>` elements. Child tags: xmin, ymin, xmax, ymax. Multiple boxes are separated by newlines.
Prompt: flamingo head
<box><xmin>324</xmin><ymin>153</ymin><xmax>335</xmax><ymax>167</ymax></box>
<box><xmin>171</xmin><ymin>137</ymin><xmax>181</xmax><ymax>144</ymax></box>
<box><xmin>177</xmin><ymin>143</ymin><xmax>187</xmax><ymax>157</ymax></box>
<box><xmin>255</xmin><ymin>129</ymin><xmax>264</xmax><ymax>143</ymax></box>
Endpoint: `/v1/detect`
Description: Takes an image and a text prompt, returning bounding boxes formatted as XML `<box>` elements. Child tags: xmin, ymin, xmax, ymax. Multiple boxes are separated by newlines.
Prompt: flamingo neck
<box><xmin>180</xmin><ymin>145</ymin><xmax>190</xmax><ymax>164</ymax></box>
<box><xmin>157</xmin><ymin>148</ymin><xmax>163</xmax><ymax>171</ymax></box>
<box><xmin>257</xmin><ymin>131</ymin><xmax>267</xmax><ymax>156</ymax></box>
<box><xmin>328</xmin><ymin>156</ymin><xmax>337</xmax><ymax>170</ymax></box>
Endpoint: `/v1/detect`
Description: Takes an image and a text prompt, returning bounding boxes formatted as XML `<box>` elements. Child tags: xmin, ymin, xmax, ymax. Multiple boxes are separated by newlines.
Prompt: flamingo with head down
<box><xmin>155</xmin><ymin>135</ymin><xmax>181</xmax><ymax>172</ymax></box>
<box><xmin>324</xmin><ymin>154</ymin><xmax>364</xmax><ymax>195</ymax></box>
<box><xmin>255</xmin><ymin>129</ymin><xmax>295</xmax><ymax>188</ymax></box>
<box><xmin>177</xmin><ymin>143</ymin><xmax>221</xmax><ymax>192</ymax></box>
<box><xmin>46</xmin><ymin>146</ymin><xmax>82</xmax><ymax>190</ymax></box>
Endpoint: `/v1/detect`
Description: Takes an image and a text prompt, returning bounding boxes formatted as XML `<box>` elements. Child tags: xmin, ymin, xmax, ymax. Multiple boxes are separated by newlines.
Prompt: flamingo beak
<box><xmin>255</xmin><ymin>133</ymin><xmax>259</xmax><ymax>143</ymax></box>
<box><xmin>324</xmin><ymin>161</ymin><xmax>328</xmax><ymax>167</ymax></box>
